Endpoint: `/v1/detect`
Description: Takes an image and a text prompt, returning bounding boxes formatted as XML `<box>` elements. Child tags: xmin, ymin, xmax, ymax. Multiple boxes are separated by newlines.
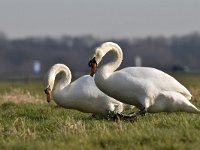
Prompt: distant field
<box><xmin>0</xmin><ymin>74</ymin><xmax>200</xmax><ymax>150</ymax></box>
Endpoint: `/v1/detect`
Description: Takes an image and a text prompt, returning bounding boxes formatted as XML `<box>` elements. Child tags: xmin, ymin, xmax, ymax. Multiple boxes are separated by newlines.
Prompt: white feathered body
<box><xmin>93</xmin><ymin>42</ymin><xmax>200</xmax><ymax>114</ymax></box>
<box><xmin>53</xmin><ymin>75</ymin><xmax>126</xmax><ymax>115</ymax></box>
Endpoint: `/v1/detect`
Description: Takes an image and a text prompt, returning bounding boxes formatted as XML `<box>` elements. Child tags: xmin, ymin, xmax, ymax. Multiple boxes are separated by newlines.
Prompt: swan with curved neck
<box><xmin>44</xmin><ymin>63</ymin><xmax>132</xmax><ymax>116</ymax></box>
<box><xmin>88</xmin><ymin>42</ymin><xmax>200</xmax><ymax>116</ymax></box>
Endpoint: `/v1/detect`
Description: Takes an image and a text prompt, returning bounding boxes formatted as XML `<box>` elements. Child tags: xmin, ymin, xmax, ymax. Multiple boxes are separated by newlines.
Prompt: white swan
<box><xmin>88</xmin><ymin>42</ymin><xmax>200</xmax><ymax>116</ymax></box>
<box><xmin>44</xmin><ymin>63</ymin><xmax>131</xmax><ymax>116</ymax></box>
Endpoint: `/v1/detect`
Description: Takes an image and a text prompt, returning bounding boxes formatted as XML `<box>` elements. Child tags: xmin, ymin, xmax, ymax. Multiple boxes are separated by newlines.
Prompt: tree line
<box><xmin>0</xmin><ymin>32</ymin><xmax>200</xmax><ymax>79</ymax></box>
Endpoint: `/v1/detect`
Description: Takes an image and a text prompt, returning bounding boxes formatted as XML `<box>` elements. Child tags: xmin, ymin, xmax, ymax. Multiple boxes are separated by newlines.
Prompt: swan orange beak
<box><xmin>88</xmin><ymin>57</ymin><xmax>97</xmax><ymax>77</ymax></box>
<box><xmin>44</xmin><ymin>88</ymin><xmax>51</xmax><ymax>103</ymax></box>
<box><xmin>90</xmin><ymin>63</ymin><xmax>97</xmax><ymax>77</ymax></box>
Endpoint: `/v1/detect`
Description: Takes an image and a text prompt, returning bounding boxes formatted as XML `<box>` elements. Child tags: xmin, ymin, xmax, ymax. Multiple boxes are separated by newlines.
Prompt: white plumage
<box><xmin>88</xmin><ymin>42</ymin><xmax>200</xmax><ymax>115</ymax></box>
<box><xmin>44</xmin><ymin>63</ymin><xmax>131</xmax><ymax>115</ymax></box>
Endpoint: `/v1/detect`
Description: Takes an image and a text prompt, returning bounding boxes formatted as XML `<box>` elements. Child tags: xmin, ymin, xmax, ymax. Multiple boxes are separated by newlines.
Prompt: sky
<box><xmin>0</xmin><ymin>0</ymin><xmax>200</xmax><ymax>39</ymax></box>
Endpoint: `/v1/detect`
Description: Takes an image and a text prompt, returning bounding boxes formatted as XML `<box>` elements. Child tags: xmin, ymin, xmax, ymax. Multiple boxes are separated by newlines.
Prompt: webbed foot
<box><xmin>138</xmin><ymin>107</ymin><xmax>147</xmax><ymax>116</ymax></box>
<box><xmin>112</xmin><ymin>113</ymin><xmax>137</xmax><ymax>122</ymax></box>
<box><xmin>128</xmin><ymin>107</ymin><xmax>147</xmax><ymax>117</ymax></box>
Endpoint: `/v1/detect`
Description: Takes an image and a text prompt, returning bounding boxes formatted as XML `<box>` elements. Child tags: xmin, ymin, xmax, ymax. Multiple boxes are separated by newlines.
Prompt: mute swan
<box><xmin>44</xmin><ymin>63</ymin><xmax>132</xmax><ymax>116</ymax></box>
<box><xmin>88</xmin><ymin>42</ymin><xmax>200</xmax><ymax>117</ymax></box>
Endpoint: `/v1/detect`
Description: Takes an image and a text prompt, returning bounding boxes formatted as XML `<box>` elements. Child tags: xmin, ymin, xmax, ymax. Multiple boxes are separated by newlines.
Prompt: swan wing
<box><xmin>119</xmin><ymin>67</ymin><xmax>192</xmax><ymax>99</ymax></box>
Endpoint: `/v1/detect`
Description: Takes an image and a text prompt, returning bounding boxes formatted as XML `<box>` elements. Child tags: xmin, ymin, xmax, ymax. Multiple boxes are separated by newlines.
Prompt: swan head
<box><xmin>44</xmin><ymin>85</ymin><xmax>51</xmax><ymax>103</ymax></box>
<box><xmin>88</xmin><ymin>46</ymin><xmax>105</xmax><ymax>76</ymax></box>
<box><xmin>88</xmin><ymin>42</ymin><xmax>123</xmax><ymax>76</ymax></box>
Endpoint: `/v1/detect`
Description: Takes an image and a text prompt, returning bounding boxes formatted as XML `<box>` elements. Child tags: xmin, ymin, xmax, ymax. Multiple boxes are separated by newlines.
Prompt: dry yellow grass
<box><xmin>0</xmin><ymin>88</ymin><xmax>44</xmax><ymax>104</ymax></box>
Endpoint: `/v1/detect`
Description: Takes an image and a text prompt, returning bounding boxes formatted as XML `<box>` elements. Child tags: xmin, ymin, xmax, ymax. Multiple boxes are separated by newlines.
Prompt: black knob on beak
<box><xmin>88</xmin><ymin>57</ymin><xmax>97</xmax><ymax>67</ymax></box>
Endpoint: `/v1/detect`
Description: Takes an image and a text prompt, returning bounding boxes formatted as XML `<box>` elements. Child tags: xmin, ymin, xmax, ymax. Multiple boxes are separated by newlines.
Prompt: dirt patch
<box><xmin>0</xmin><ymin>88</ymin><xmax>45</xmax><ymax>104</ymax></box>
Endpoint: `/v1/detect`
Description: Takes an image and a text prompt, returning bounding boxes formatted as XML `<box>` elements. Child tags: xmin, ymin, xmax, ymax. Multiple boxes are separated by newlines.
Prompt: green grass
<box><xmin>0</xmin><ymin>75</ymin><xmax>200</xmax><ymax>150</ymax></box>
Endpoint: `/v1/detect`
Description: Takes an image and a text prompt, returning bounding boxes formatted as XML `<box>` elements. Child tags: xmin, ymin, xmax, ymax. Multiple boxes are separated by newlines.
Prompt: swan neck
<box><xmin>98</xmin><ymin>43</ymin><xmax>123</xmax><ymax>76</ymax></box>
<box><xmin>47</xmin><ymin>64</ymin><xmax>72</xmax><ymax>91</ymax></box>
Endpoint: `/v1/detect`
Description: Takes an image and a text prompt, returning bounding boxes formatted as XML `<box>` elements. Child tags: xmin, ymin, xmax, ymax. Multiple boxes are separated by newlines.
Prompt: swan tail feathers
<box><xmin>184</xmin><ymin>103</ymin><xmax>200</xmax><ymax>114</ymax></box>
<box><xmin>189</xmin><ymin>106</ymin><xmax>200</xmax><ymax>114</ymax></box>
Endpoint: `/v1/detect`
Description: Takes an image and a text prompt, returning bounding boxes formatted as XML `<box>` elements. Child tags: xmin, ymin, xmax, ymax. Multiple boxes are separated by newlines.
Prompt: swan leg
<box><xmin>128</xmin><ymin>107</ymin><xmax>147</xmax><ymax>117</ymax></box>
<box><xmin>111</xmin><ymin>112</ymin><xmax>137</xmax><ymax>121</ymax></box>
<box><xmin>110</xmin><ymin>107</ymin><xmax>147</xmax><ymax>121</ymax></box>
<box><xmin>138</xmin><ymin>107</ymin><xmax>147</xmax><ymax>116</ymax></box>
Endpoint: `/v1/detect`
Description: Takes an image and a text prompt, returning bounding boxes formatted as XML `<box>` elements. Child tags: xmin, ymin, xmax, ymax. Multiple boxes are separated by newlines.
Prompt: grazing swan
<box><xmin>88</xmin><ymin>42</ymin><xmax>200</xmax><ymax>117</ymax></box>
<box><xmin>44</xmin><ymin>63</ymin><xmax>131</xmax><ymax>116</ymax></box>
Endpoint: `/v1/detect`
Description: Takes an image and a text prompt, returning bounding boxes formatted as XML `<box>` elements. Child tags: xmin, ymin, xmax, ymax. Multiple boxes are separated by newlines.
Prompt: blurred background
<box><xmin>0</xmin><ymin>0</ymin><xmax>200</xmax><ymax>81</ymax></box>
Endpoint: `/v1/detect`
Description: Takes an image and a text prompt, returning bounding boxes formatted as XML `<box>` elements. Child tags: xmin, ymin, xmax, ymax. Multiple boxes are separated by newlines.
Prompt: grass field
<box><xmin>0</xmin><ymin>74</ymin><xmax>200</xmax><ymax>150</ymax></box>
